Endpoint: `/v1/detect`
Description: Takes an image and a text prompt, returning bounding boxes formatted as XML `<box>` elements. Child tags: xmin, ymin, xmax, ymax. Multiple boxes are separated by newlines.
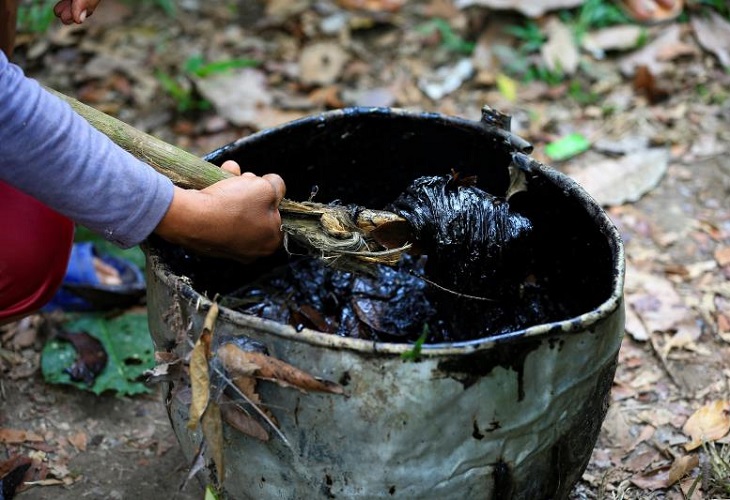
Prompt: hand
<box><xmin>53</xmin><ymin>0</ymin><xmax>102</xmax><ymax>24</ymax></box>
<box><xmin>154</xmin><ymin>161</ymin><xmax>286</xmax><ymax>263</ymax></box>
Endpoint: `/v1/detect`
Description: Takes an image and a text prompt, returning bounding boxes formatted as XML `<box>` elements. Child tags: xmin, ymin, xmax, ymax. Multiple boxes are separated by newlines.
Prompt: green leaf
<box><xmin>496</xmin><ymin>73</ymin><xmax>518</xmax><ymax>102</ymax></box>
<box><xmin>41</xmin><ymin>312</ymin><xmax>155</xmax><ymax>396</ymax></box>
<box><xmin>544</xmin><ymin>133</ymin><xmax>591</xmax><ymax>161</ymax></box>
<box><xmin>205</xmin><ymin>485</ymin><xmax>220</xmax><ymax>500</ymax></box>
<box><xmin>401</xmin><ymin>326</ymin><xmax>429</xmax><ymax>362</ymax></box>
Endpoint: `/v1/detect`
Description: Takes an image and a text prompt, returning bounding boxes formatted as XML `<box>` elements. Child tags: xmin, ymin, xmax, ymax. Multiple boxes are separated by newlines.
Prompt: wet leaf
<box><xmin>218</xmin><ymin>343</ymin><xmax>344</xmax><ymax>394</ymax></box>
<box><xmin>54</xmin><ymin>330</ymin><xmax>107</xmax><ymax>385</ymax></box>
<box><xmin>187</xmin><ymin>305</ymin><xmax>217</xmax><ymax>430</ymax></box>
<box><xmin>545</xmin><ymin>133</ymin><xmax>590</xmax><ymax>161</ymax></box>
<box><xmin>41</xmin><ymin>313</ymin><xmax>154</xmax><ymax>396</ymax></box>
<box><xmin>683</xmin><ymin>400</ymin><xmax>730</xmax><ymax>451</ymax></box>
<box><xmin>201</xmin><ymin>402</ymin><xmax>224</xmax><ymax>484</ymax></box>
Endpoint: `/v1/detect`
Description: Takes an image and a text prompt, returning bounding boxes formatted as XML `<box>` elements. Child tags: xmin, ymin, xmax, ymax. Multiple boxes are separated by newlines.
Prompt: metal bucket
<box><xmin>143</xmin><ymin>107</ymin><xmax>625</xmax><ymax>500</ymax></box>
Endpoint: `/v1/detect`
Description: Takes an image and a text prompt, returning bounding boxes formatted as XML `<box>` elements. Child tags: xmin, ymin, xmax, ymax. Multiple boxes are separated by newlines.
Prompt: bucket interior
<box><xmin>148</xmin><ymin>108</ymin><xmax>618</xmax><ymax>339</ymax></box>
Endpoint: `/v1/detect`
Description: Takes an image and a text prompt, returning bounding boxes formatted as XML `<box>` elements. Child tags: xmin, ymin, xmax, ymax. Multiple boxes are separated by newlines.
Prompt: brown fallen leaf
<box><xmin>0</xmin><ymin>429</ymin><xmax>44</xmax><ymax>444</ymax></box>
<box><xmin>336</xmin><ymin>0</ymin><xmax>406</xmax><ymax>12</ymax></box>
<box><xmin>682</xmin><ymin>400</ymin><xmax>730</xmax><ymax>451</ymax></box>
<box><xmin>56</xmin><ymin>330</ymin><xmax>108</xmax><ymax>385</ymax></box>
<box><xmin>715</xmin><ymin>245</ymin><xmax>730</xmax><ymax>267</ymax></box>
<box><xmin>298</xmin><ymin>42</ymin><xmax>349</xmax><ymax>86</ymax></box>
<box><xmin>0</xmin><ymin>455</ymin><xmax>32</xmax><ymax>499</ymax></box>
<box><xmin>691</xmin><ymin>11</ymin><xmax>730</xmax><ymax>68</ymax></box>
<box><xmin>219</xmin><ymin>397</ymin><xmax>269</xmax><ymax>442</ymax></box>
<box><xmin>67</xmin><ymin>432</ymin><xmax>88</xmax><ymax>452</ymax></box>
<box><xmin>201</xmin><ymin>402</ymin><xmax>224</xmax><ymax>484</ymax></box>
<box><xmin>633</xmin><ymin>65</ymin><xmax>669</xmax><ymax>104</ymax></box>
<box><xmin>187</xmin><ymin>304</ymin><xmax>218</xmax><ymax>430</ymax></box>
<box><xmin>666</xmin><ymin>454</ymin><xmax>699</xmax><ymax>487</ymax></box>
<box><xmin>218</xmin><ymin>343</ymin><xmax>344</xmax><ymax>395</ymax></box>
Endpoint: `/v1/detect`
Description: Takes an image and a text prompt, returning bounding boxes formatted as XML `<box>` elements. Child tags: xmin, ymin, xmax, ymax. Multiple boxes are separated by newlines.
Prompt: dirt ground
<box><xmin>2</xmin><ymin>0</ymin><xmax>730</xmax><ymax>498</ymax></box>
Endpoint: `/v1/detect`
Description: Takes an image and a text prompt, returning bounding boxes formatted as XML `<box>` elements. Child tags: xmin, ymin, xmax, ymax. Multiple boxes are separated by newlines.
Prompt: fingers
<box><xmin>220</xmin><ymin>160</ymin><xmax>241</xmax><ymax>176</ymax></box>
<box><xmin>262</xmin><ymin>173</ymin><xmax>286</xmax><ymax>205</ymax></box>
<box><xmin>54</xmin><ymin>0</ymin><xmax>99</xmax><ymax>24</ymax></box>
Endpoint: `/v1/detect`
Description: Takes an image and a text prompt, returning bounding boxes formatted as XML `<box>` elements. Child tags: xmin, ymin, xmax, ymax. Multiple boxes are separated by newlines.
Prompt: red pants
<box><xmin>0</xmin><ymin>181</ymin><xmax>74</xmax><ymax>322</ymax></box>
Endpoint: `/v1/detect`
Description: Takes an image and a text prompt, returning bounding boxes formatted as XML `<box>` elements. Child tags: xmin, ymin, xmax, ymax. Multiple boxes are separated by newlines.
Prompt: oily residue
<box><xmin>437</xmin><ymin>339</ymin><xmax>541</xmax><ymax>398</ymax></box>
<box><xmin>221</xmin><ymin>173</ymin><xmax>571</xmax><ymax>343</ymax></box>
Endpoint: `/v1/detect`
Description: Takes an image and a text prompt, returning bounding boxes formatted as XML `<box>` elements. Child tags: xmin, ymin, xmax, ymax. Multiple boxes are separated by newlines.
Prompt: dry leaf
<box><xmin>691</xmin><ymin>11</ymin><xmax>730</xmax><ymax>68</ymax></box>
<box><xmin>566</xmin><ymin>148</ymin><xmax>669</xmax><ymax>207</ymax></box>
<box><xmin>195</xmin><ymin>69</ymin><xmax>272</xmax><ymax>127</ymax></box>
<box><xmin>624</xmin><ymin>265</ymin><xmax>695</xmax><ymax>334</ymax></box>
<box><xmin>201</xmin><ymin>402</ymin><xmax>225</xmax><ymax>484</ymax></box>
<box><xmin>582</xmin><ymin>25</ymin><xmax>643</xmax><ymax>57</ymax></box>
<box><xmin>666</xmin><ymin>454</ymin><xmax>699</xmax><ymax>487</ymax></box>
<box><xmin>541</xmin><ymin>18</ymin><xmax>579</xmax><ymax>75</ymax></box>
<box><xmin>0</xmin><ymin>429</ymin><xmax>44</xmax><ymax>444</ymax></box>
<box><xmin>715</xmin><ymin>246</ymin><xmax>730</xmax><ymax>267</ymax></box>
<box><xmin>219</xmin><ymin>398</ymin><xmax>269</xmax><ymax>442</ymax></box>
<box><xmin>682</xmin><ymin>400</ymin><xmax>730</xmax><ymax>451</ymax></box>
<box><xmin>629</xmin><ymin>466</ymin><xmax>671</xmax><ymax>491</ymax></box>
<box><xmin>187</xmin><ymin>304</ymin><xmax>218</xmax><ymax>430</ymax></box>
<box><xmin>633</xmin><ymin>65</ymin><xmax>669</xmax><ymax>104</ymax></box>
<box><xmin>218</xmin><ymin>343</ymin><xmax>344</xmax><ymax>395</ymax></box>
<box><xmin>619</xmin><ymin>25</ymin><xmax>691</xmax><ymax>77</ymax></box>
<box><xmin>67</xmin><ymin>432</ymin><xmax>88</xmax><ymax>452</ymax></box>
<box><xmin>298</xmin><ymin>42</ymin><xmax>349</xmax><ymax>86</ymax></box>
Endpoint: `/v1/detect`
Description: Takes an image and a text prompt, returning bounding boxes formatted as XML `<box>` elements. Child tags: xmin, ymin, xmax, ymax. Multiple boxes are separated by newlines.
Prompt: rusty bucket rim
<box><xmin>145</xmin><ymin>106</ymin><xmax>625</xmax><ymax>357</ymax></box>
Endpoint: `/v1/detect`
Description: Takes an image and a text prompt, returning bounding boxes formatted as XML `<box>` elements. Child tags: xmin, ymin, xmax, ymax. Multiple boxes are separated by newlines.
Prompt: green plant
<box><xmin>401</xmin><ymin>326</ymin><xmax>429</xmax><ymax>362</ymax></box>
<box><xmin>17</xmin><ymin>0</ymin><xmax>55</xmax><ymax>33</ymax></box>
<box><xmin>157</xmin><ymin>55</ymin><xmax>261</xmax><ymax>113</ymax></box>
<box><xmin>560</xmin><ymin>0</ymin><xmax>629</xmax><ymax>40</ymax></box>
<box><xmin>568</xmin><ymin>80</ymin><xmax>600</xmax><ymax>105</ymax></box>
<box><xmin>418</xmin><ymin>18</ymin><xmax>475</xmax><ymax>55</ymax></box>
<box><xmin>704</xmin><ymin>442</ymin><xmax>730</xmax><ymax>496</ymax></box>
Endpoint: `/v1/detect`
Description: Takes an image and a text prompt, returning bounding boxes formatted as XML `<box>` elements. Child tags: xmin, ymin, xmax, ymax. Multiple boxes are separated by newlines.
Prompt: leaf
<box><xmin>187</xmin><ymin>304</ymin><xmax>218</xmax><ymax>430</ymax></box>
<box><xmin>453</xmin><ymin>0</ymin><xmax>584</xmax><ymax>18</ymax></box>
<box><xmin>219</xmin><ymin>397</ymin><xmax>269</xmax><ymax>442</ymax></box>
<box><xmin>401</xmin><ymin>326</ymin><xmax>428</xmax><ymax>362</ymax></box>
<box><xmin>201</xmin><ymin>402</ymin><xmax>224</xmax><ymax>484</ymax></box>
<box><xmin>544</xmin><ymin>132</ymin><xmax>590</xmax><ymax>161</ymax></box>
<box><xmin>495</xmin><ymin>73</ymin><xmax>518</xmax><ymax>102</ymax></box>
<box><xmin>41</xmin><ymin>313</ymin><xmax>155</xmax><ymax>396</ymax></box>
<box><xmin>0</xmin><ymin>429</ymin><xmax>44</xmax><ymax>444</ymax></box>
<box><xmin>540</xmin><ymin>17</ymin><xmax>579</xmax><ymax>75</ymax></box>
<box><xmin>683</xmin><ymin>400</ymin><xmax>730</xmax><ymax>451</ymax></box>
<box><xmin>54</xmin><ymin>330</ymin><xmax>108</xmax><ymax>385</ymax></box>
<box><xmin>566</xmin><ymin>148</ymin><xmax>669</xmax><ymax>206</ymax></box>
<box><xmin>204</xmin><ymin>485</ymin><xmax>220</xmax><ymax>500</ymax></box>
<box><xmin>691</xmin><ymin>11</ymin><xmax>730</xmax><ymax>68</ymax></box>
<box><xmin>218</xmin><ymin>343</ymin><xmax>344</xmax><ymax>394</ymax></box>
<box><xmin>667</xmin><ymin>455</ymin><xmax>700</xmax><ymax>487</ymax></box>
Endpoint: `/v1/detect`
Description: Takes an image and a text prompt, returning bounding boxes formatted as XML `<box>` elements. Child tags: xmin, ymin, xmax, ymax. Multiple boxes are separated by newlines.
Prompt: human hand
<box><xmin>54</xmin><ymin>0</ymin><xmax>102</xmax><ymax>24</ymax></box>
<box><xmin>154</xmin><ymin>161</ymin><xmax>286</xmax><ymax>263</ymax></box>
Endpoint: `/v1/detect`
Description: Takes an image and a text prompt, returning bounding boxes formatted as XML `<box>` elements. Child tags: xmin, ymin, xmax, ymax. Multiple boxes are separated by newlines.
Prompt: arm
<box><xmin>0</xmin><ymin>51</ymin><xmax>285</xmax><ymax>261</ymax></box>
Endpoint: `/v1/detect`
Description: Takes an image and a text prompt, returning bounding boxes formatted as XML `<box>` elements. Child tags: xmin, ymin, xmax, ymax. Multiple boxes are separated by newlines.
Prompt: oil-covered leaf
<box><xmin>41</xmin><ymin>313</ymin><xmax>154</xmax><ymax>396</ymax></box>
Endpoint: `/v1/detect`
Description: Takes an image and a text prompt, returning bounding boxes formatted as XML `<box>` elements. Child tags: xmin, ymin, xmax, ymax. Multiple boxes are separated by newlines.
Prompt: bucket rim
<box><xmin>146</xmin><ymin>107</ymin><xmax>625</xmax><ymax>356</ymax></box>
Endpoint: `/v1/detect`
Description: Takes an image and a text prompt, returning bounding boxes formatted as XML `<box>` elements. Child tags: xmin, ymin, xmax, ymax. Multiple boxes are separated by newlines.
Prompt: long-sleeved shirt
<box><xmin>0</xmin><ymin>50</ymin><xmax>174</xmax><ymax>248</ymax></box>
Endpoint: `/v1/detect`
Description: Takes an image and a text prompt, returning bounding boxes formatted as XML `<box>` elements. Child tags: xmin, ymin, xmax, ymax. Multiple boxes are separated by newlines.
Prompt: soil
<box><xmin>2</xmin><ymin>0</ymin><xmax>730</xmax><ymax>498</ymax></box>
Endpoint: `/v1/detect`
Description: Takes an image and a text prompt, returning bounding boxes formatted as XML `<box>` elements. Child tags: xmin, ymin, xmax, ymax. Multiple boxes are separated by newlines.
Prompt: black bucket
<box><xmin>144</xmin><ymin>106</ymin><xmax>625</xmax><ymax>499</ymax></box>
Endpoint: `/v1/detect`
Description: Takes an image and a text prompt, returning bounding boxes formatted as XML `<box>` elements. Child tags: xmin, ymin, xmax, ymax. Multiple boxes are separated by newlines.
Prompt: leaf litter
<box><xmin>4</xmin><ymin>0</ymin><xmax>730</xmax><ymax>497</ymax></box>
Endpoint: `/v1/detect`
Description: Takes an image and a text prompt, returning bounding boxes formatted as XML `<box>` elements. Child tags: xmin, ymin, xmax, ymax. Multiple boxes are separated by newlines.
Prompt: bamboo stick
<box><xmin>46</xmin><ymin>87</ymin><xmax>411</xmax><ymax>266</ymax></box>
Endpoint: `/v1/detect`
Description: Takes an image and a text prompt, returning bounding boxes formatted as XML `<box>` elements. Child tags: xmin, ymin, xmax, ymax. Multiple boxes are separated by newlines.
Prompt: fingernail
<box><xmin>79</xmin><ymin>9</ymin><xmax>87</xmax><ymax>22</ymax></box>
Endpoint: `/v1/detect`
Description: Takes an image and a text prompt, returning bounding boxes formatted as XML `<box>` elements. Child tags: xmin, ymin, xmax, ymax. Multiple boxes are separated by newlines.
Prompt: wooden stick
<box><xmin>46</xmin><ymin>87</ymin><xmax>412</xmax><ymax>266</ymax></box>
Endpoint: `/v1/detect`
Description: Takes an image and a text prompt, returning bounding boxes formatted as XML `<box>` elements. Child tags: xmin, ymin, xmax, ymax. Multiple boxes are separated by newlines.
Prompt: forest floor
<box><xmin>2</xmin><ymin>0</ymin><xmax>730</xmax><ymax>498</ymax></box>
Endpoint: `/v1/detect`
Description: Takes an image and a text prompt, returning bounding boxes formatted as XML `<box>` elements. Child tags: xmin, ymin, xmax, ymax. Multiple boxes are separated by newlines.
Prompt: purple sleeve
<box><xmin>0</xmin><ymin>51</ymin><xmax>175</xmax><ymax>248</ymax></box>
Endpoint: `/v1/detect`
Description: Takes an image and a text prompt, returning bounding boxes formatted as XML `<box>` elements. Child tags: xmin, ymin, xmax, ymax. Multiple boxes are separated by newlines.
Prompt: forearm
<box><xmin>0</xmin><ymin>51</ymin><xmax>174</xmax><ymax>248</ymax></box>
